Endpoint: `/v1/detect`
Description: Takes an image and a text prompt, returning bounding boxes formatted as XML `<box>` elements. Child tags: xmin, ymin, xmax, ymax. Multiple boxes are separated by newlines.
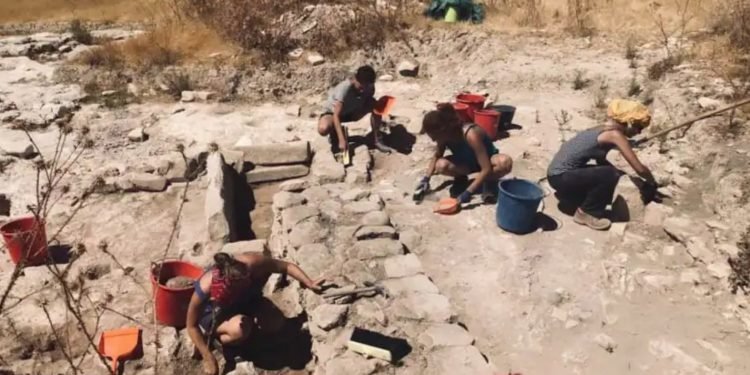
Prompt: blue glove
<box><xmin>458</xmin><ymin>191</ymin><xmax>472</xmax><ymax>204</ymax></box>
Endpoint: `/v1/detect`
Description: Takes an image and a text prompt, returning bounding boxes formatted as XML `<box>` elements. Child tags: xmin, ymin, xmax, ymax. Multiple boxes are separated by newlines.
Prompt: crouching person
<box><xmin>187</xmin><ymin>252</ymin><xmax>323</xmax><ymax>375</ymax></box>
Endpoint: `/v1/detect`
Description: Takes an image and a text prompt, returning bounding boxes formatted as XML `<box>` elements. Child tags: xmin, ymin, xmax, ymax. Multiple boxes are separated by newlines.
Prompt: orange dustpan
<box><xmin>374</xmin><ymin>95</ymin><xmax>396</xmax><ymax>117</ymax></box>
<box><xmin>433</xmin><ymin>197</ymin><xmax>460</xmax><ymax>215</ymax></box>
<box><xmin>98</xmin><ymin>327</ymin><xmax>141</xmax><ymax>373</ymax></box>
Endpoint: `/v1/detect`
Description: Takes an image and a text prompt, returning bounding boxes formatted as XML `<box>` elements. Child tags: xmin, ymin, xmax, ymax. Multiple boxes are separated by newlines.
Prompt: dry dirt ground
<box><xmin>1</xmin><ymin>24</ymin><xmax>750</xmax><ymax>375</ymax></box>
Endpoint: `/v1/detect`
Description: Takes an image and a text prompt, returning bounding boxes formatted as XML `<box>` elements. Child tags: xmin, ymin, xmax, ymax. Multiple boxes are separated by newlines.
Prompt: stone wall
<box><xmin>267</xmin><ymin>146</ymin><xmax>496</xmax><ymax>374</ymax></box>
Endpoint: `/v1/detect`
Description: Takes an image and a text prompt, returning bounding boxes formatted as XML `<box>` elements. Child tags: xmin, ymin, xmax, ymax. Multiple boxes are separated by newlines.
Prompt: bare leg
<box><xmin>318</xmin><ymin>115</ymin><xmax>333</xmax><ymax>136</ymax></box>
<box><xmin>434</xmin><ymin>158</ymin><xmax>473</xmax><ymax>177</ymax></box>
<box><xmin>489</xmin><ymin>154</ymin><xmax>513</xmax><ymax>180</ymax></box>
<box><xmin>371</xmin><ymin>113</ymin><xmax>393</xmax><ymax>153</ymax></box>
<box><xmin>215</xmin><ymin>315</ymin><xmax>253</xmax><ymax>346</ymax></box>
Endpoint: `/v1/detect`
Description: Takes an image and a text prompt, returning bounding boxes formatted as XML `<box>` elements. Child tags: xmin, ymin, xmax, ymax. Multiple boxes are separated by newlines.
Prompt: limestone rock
<box><xmin>352</xmin><ymin>239</ymin><xmax>403</xmax><ymax>260</ymax></box>
<box><xmin>280</xmin><ymin>179</ymin><xmax>309</xmax><ymax>192</ymax></box>
<box><xmin>609</xmin><ymin>223</ymin><xmax>627</xmax><ymax>240</ymax></box>
<box><xmin>643</xmin><ymin>202</ymin><xmax>674</xmax><ymax>226</ymax></box>
<box><xmin>295</xmin><ymin>243</ymin><xmax>333</xmax><ymax>278</ymax></box>
<box><xmin>680</xmin><ymin>269</ymin><xmax>702</xmax><ymax>284</ymax></box>
<box><xmin>352</xmin><ymin>146</ymin><xmax>373</xmax><ymax>170</ymax></box>
<box><xmin>612</xmin><ymin>176</ymin><xmax>646</xmax><ymax>221</ymax></box>
<box><xmin>419</xmin><ymin>324</ymin><xmax>474</xmax><ymax>349</ymax></box>
<box><xmin>344</xmin><ymin>201</ymin><xmax>381</xmax><ymax>214</ymax></box>
<box><xmin>355</xmin><ymin>300</ymin><xmax>387</xmax><ymax>325</ymax></box>
<box><xmin>346</xmin><ymin>166</ymin><xmax>370</xmax><ymax>184</ymax></box>
<box><xmin>698</xmin><ymin>97</ymin><xmax>722</xmax><ymax>110</ymax></box>
<box><xmin>195</xmin><ymin>91</ymin><xmax>216</xmax><ymax>101</ymax></box>
<box><xmin>0</xmin><ymin>141</ymin><xmax>35</xmax><ymax>159</ymax></box>
<box><xmin>399</xmin><ymin>229</ymin><xmax>421</xmax><ymax>253</ymax></box>
<box><xmin>307</xmin><ymin>52</ymin><xmax>325</xmax><ymax>66</ymax></box>
<box><xmin>127</xmin><ymin>127</ymin><xmax>147</xmax><ymax>142</ymax></box>
<box><xmin>392</xmin><ymin>293</ymin><xmax>453</xmax><ymax>322</ymax></box>
<box><xmin>319</xmin><ymin>199</ymin><xmax>342</xmax><ymax>222</ymax></box>
<box><xmin>302</xmin><ymin>185</ymin><xmax>329</xmax><ymax>203</ymax></box>
<box><xmin>379</xmin><ymin>74</ymin><xmax>394</xmax><ymax>82</ymax></box>
<box><xmin>707</xmin><ymin>261</ymin><xmax>731</xmax><ymax>279</ymax></box>
<box><xmin>289</xmin><ymin>219</ymin><xmax>328</xmax><ymax>248</ymax></box>
<box><xmin>342</xmin><ymin>259</ymin><xmax>377</xmax><ymax>285</ymax></box>
<box><xmin>381</xmin><ymin>274</ymin><xmax>439</xmax><ymax>296</ymax></box>
<box><xmin>222</xmin><ymin>240</ymin><xmax>267</xmax><ymax>256</ymax></box>
<box><xmin>236</xmin><ymin>141</ymin><xmax>310</xmax><ymax>166</ymax></box>
<box><xmin>325</xmin><ymin>352</ymin><xmax>379</xmax><ymax>375</ymax></box>
<box><xmin>594</xmin><ymin>333</ymin><xmax>618</xmax><ymax>352</ymax></box>
<box><xmin>355</xmin><ymin>226</ymin><xmax>397</xmax><ymax>240</ymax></box>
<box><xmin>384</xmin><ymin>254</ymin><xmax>423</xmax><ymax>278</ymax></box>
<box><xmin>424</xmin><ymin>346</ymin><xmax>494</xmax><ymax>375</ymax></box>
<box><xmin>0</xmin><ymin>194</ymin><xmax>9</xmax><ymax>216</ymax></box>
<box><xmin>342</xmin><ymin>188</ymin><xmax>370</xmax><ymax>202</ymax></box>
<box><xmin>246</xmin><ymin>165</ymin><xmax>309</xmax><ymax>184</ymax></box>
<box><xmin>397</xmin><ymin>59</ymin><xmax>420</xmax><ymax>77</ymax></box>
<box><xmin>205</xmin><ymin>153</ymin><xmax>234</xmax><ymax>242</ymax></box>
<box><xmin>285</xmin><ymin>104</ymin><xmax>301</xmax><ymax>117</ymax></box>
<box><xmin>685</xmin><ymin>237</ymin><xmax>717</xmax><ymax>264</ymax></box>
<box><xmin>128</xmin><ymin>173</ymin><xmax>168</xmax><ymax>192</ymax></box>
<box><xmin>361</xmin><ymin>211</ymin><xmax>390</xmax><ymax>226</ymax></box>
<box><xmin>312</xmin><ymin>157</ymin><xmax>346</xmax><ymax>184</ymax></box>
<box><xmin>282</xmin><ymin>205</ymin><xmax>320</xmax><ymax>230</ymax></box>
<box><xmin>663</xmin><ymin>216</ymin><xmax>695</xmax><ymax>244</ymax></box>
<box><xmin>311</xmin><ymin>304</ymin><xmax>348</xmax><ymax>330</ymax></box>
<box><xmin>227</xmin><ymin>361</ymin><xmax>257</xmax><ymax>375</ymax></box>
<box><xmin>272</xmin><ymin>191</ymin><xmax>307</xmax><ymax>210</ymax></box>
<box><xmin>180</xmin><ymin>91</ymin><xmax>195</xmax><ymax>102</ymax></box>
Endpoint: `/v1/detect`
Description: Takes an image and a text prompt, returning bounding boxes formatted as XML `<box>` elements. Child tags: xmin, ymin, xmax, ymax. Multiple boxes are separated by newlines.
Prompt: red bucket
<box><xmin>452</xmin><ymin>102</ymin><xmax>471</xmax><ymax>123</ymax></box>
<box><xmin>456</xmin><ymin>93</ymin><xmax>486</xmax><ymax>120</ymax></box>
<box><xmin>474</xmin><ymin>109</ymin><xmax>500</xmax><ymax>140</ymax></box>
<box><xmin>1</xmin><ymin>216</ymin><xmax>48</xmax><ymax>266</ymax></box>
<box><xmin>151</xmin><ymin>260</ymin><xmax>204</xmax><ymax>328</ymax></box>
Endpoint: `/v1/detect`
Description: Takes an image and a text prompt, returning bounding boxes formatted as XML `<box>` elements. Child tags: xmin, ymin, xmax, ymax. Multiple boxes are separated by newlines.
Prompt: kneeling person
<box><xmin>317</xmin><ymin>65</ymin><xmax>393</xmax><ymax>154</ymax></box>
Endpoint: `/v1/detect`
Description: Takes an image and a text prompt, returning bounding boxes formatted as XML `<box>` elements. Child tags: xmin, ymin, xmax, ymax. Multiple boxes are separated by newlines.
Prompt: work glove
<box><xmin>416</xmin><ymin>176</ymin><xmax>430</xmax><ymax>192</ymax></box>
<box><xmin>458</xmin><ymin>191</ymin><xmax>472</xmax><ymax>204</ymax></box>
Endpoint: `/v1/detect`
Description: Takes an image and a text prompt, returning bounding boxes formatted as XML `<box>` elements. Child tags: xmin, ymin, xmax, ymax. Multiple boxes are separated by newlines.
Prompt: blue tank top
<box><xmin>446</xmin><ymin>124</ymin><xmax>498</xmax><ymax>162</ymax></box>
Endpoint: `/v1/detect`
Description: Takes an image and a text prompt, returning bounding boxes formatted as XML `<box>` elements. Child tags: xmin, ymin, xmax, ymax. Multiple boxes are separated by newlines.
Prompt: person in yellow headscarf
<box><xmin>546</xmin><ymin>99</ymin><xmax>657</xmax><ymax>230</ymax></box>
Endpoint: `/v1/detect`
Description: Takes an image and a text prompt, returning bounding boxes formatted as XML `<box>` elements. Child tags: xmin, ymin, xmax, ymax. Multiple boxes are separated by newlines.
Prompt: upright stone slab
<box><xmin>235</xmin><ymin>141</ymin><xmax>310</xmax><ymax>166</ymax></box>
<box><xmin>205</xmin><ymin>152</ymin><xmax>234</xmax><ymax>243</ymax></box>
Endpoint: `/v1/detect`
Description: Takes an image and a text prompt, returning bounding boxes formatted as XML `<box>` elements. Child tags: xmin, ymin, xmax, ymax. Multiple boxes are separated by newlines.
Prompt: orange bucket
<box><xmin>374</xmin><ymin>95</ymin><xmax>396</xmax><ymax>117</ymax></box>
<box><xmin>456</xmin><ymin>93</ymin><xmax>486</xmax><ymax>120</ymax></box>
<box><xmin>473</xmin><ymin>109</ymin><xmax>500</xmax><ymax>140</ymax></box>
<box><xmin>1</xmin><ymin>216</ymin><xmax>48</xmax><ymax>266</ymax></box>
<box><xmin>150</xmin><ymin>260</ymin><xmax>204</xmax><ymax>328</ymax></box>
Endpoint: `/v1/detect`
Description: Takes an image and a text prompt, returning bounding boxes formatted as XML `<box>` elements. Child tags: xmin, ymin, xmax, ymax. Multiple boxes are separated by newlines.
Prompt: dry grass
<box><xmin>75</xmin><ymin>20</ymin><xmax>235</xmax><ymax>69</ymax></box>
<box><xmin>0</xmin><ymin>0</ymin><xmax>155</xmax><ymax>24</ymax></box>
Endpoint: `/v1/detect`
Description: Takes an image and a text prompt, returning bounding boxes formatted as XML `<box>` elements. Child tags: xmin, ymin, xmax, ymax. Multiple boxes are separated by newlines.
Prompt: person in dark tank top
<box><xmin>547</xmin><ymin>99</ymin><xmax>658</xmax><ymax>230</ymax></box>
<box><xmin>417</xmin><ymin>104</ymin><xmax>513</xmax><ymax>204</ymax></box>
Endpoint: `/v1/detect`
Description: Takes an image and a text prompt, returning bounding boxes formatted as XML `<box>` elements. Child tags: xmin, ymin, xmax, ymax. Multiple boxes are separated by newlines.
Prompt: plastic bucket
<box><xmin>473</xmin><ymin>109</ymin><xmax>500</xmax><ymax>140</ymax></box>
<box><xmin>1</xmin><ymin>216</ymin><xmax>48</xmax><ymax>266</ymax></box>
<box><xmin>444</xmin><ymin>6</ymin><xmax>458</xmax><ymax>23</ymax></box>
<box><xmin>456</xmin><ymin>94</ymin><xmax>486</xmax><ymax>120</ymax></box>
<box><xmin>452</xmin><ymin>102</ymin><xmax>471</xmax><ymax>123</ymax></box>
<box><xmin>493</xmin><ymin>105</ymin><xmax>516</xmax><ymax>130</ymax></box>
<box><xmin>151</xmin><ymin>260</ymin><xmax>204</xmax><ymax>328</ymax></box>
<box><xmin>496</xmin><ymin>179</ymin><xmax>544</xmax><ymax>234</ymax></box>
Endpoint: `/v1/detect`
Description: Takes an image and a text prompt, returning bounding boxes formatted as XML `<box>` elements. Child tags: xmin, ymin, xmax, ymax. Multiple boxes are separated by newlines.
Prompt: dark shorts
<box><xmin>446</xmin><ymin>150</ymin><xmax>499</xmax><ymax>174</ymax></box>
<box><xmin>199</xmin><ymin>297</ymin><xmax>263</xmax><ymax>334</ymax></box>
<box><xmin>320</xmin><ymin>97</ymin><xmax>377</xmax><ymax>123</ymax></box>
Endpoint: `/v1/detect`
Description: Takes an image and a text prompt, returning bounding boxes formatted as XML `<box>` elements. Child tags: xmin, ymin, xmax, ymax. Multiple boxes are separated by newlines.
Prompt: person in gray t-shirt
<box><xmin>317</xmin><ymin>65</ymin><xmax>393</xmax><ymax>154</ymax></box>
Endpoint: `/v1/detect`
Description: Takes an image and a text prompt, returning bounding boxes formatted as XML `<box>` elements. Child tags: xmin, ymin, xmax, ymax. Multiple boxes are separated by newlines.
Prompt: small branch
<box><xmin>40</xmin><ymin>302</ymin><xmax>79</xmax><ymax>374</ymax></box>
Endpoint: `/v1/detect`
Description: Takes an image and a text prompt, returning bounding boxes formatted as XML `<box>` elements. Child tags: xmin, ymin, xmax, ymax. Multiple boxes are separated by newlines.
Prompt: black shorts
<box><xmin>199</xmin><ymin>297</ymin><xmax>263</xmax><ymax>334</ymax></box>
<box><xmin>320</xmin><ymin>97</ymin><xmax>377</xmax><ymax>123</ymax></box>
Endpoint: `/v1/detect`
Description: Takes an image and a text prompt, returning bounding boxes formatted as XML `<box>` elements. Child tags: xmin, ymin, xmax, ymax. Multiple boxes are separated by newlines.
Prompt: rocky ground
<box><xmin>1</xmin><ymin>21</ymin><xmax>750</xmax><ymax>375</ymax></box>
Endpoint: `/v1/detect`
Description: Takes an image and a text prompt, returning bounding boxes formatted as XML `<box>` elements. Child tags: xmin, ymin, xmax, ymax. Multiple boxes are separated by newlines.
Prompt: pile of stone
<box><xmin>266</xmin><ymin>173</ymin><xmax>496</xmax><ymax>373</ymax></box>
<box><xmin>237</xmin><ymin>140</ymin><xmax>312</xmax><ymax>184</ymax></box>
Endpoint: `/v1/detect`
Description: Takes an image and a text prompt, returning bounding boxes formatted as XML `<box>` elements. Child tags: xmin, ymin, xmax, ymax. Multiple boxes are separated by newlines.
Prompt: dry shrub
<box><xmin>163</xmin><ymin>72</ymin><xmax>193</xmax><ymax>99</ymax></box>
<box><xmin>69</xmin><ymin>20</ymin><xmax>93</xmax><ymax>45</ymax></box>
<box><xmin>77</xmin><ymin>44</ymin><xmax>124</xmax><ymax>69</ymax></box>
<box><xmin>175</xmin><ymin>0</ymin><xmax>408</xmax><ymax>64</ymax></box>
<box><xmin>485</xmin><ymin>0</ymin><xmax>544</xmax><ymax>27</ymax></box>
<box><xmin>647</xmin><ymin>55</ymin><xmax>683</xmax><ymax>80</ymax></box>
<box><xmin>712</xmin><ymin>0</ymin><xmax>750</xmax><ymax>52</ymax></box>
<box><xmin>729</xmin><ymin>226</ymin><xmax>750</xmax><ymax>294</ymax></box>
<box><xmin>566</xmin><ymin>0</ymin><xmax>595</xmax><ymax>36</ymax></box>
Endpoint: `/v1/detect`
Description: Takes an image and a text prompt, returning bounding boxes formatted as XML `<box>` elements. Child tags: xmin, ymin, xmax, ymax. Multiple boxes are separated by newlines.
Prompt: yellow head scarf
<box><xmin>607</xmin><ymin>99</ymin><xmax>651</xmax><ymax>128</ymax></box>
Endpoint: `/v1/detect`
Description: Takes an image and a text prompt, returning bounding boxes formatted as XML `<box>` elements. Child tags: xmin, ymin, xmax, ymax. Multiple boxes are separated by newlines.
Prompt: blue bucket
<box><xmin>496</xmin><ymin>179</ymin><xmax>544</xmax><ymax>234</ymax></box>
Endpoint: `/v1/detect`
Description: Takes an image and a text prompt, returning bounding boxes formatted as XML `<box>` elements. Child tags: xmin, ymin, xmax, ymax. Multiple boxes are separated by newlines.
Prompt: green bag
<box><xmin>424</xmin><ymin>0</ymin><xmax>486</xmax><ymax>23</ymax></box>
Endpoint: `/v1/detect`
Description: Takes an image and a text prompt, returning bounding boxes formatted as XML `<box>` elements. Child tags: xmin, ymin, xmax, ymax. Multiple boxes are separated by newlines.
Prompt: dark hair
<box><xmin>355</xmin><ymin>65</ymin><xmax>376</xmax><ymax>85</ymax></box>
<box><xmin>420</xmin><ymin>104</ymin><xmax>462</xmax><ymax>138</ymax></box>
<box><xmin>214</xmin><ymin>252</ymin><xmax>249</xmax><ymax>280</ymax></box>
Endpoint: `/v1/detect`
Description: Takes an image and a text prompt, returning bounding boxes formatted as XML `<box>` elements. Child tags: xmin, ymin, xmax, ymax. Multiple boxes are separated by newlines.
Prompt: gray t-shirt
<box><xmin>323</xmin><ymin>80</ymin><xmax>375</xmax><ymax>118</ymax></box>
<box><xmin>547</xmin><ymin>128</ymin><xmax>615</xmax><ymax>176</ymax></box>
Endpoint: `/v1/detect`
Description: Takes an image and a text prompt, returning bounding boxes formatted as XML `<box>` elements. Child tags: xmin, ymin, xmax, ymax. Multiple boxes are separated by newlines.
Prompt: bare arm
<box><xmin>332</xmin><ymin>101</ymin><xmax>346</xmax><ymax>149</ymax></box>
<box><xmin>264</xmin><ymin>258</ymin><xmax>322</xmax><ymax>291</ymax></box>
<box><xmin>600</xmin><ymin>130</ymin><xmax>656</xmax><ymax>184</ymax></box>
<box><xmin>465</xmin><ymin>130</ymin><xmax>492</xmax><ymax>194</ymax></box>
<box><xmin>425</xmin><ymin>143</ymin><xmax>446</xmax><ymax>177</ymax></box>
<box><xmin>186</xmin><ymin>276</ymin><xmax>215</xmax><ymax>367</ymax></box>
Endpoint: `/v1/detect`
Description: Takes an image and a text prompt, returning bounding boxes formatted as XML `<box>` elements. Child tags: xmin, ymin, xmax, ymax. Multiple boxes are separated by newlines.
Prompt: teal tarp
<box><xmin>424</xmin><ymin>0</ymin><xmax>485</xmax><ymax>23</ymax></box>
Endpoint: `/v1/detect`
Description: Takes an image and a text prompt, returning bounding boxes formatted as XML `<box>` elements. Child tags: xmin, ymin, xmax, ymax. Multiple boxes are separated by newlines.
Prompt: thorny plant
<box><xmin>647</xmin><ymin>0</ymin><xmax>697</xmax><ymax>80</ymax></box>
<box><xmin>554</xmin><ymin>109</ymin><xmax>573</xmax><ymax>142</ymax></box>
<box><xmin>0</xmin><ymin>122</ymin><xmax>116</xmax><ymax>374</ymax></box>
<box><xmin>0</xmin><ymin>127</ymin><xmax>193</xmax><ymax>374</ymax></box>
<box><xmin>572</xmin><ymin>69</ymin><xmax>590</xmax><ymax>90</ymax></box>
